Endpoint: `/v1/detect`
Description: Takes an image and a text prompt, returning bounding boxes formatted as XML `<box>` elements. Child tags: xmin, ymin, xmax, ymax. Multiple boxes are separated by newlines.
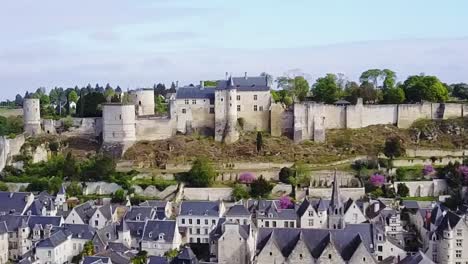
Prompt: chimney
<box><xmin>374</xmin><ymin>202</ymin><xmax>380</xmax><ymax>213</ymax></box>
<box><xmin>200</xmin><ymin>81</ymin><xmax>204</xmax><ymax>90</ymax></box>
<box><xmin>244</xmin><ymin>72</ymin><xmax>248</xmax><ymax>79</ymax></box>
<box><xmin>225</xmin><ymin>72</ymin><xmax>229</xmax><ymax>80</ymax></box>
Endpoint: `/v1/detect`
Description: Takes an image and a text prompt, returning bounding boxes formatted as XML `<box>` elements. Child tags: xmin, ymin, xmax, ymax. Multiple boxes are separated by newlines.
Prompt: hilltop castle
<box><xmin>22</xmin><ymin>74</ymin><xmax>468</xmax><ymax>152</ymax></box>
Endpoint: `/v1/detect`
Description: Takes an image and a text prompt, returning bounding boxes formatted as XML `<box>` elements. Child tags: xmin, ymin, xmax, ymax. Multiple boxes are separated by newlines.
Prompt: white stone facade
<box><xmin>23</xmin><ymin>98</ymin><xmax>42</xmax><ymax>136</ymax></box>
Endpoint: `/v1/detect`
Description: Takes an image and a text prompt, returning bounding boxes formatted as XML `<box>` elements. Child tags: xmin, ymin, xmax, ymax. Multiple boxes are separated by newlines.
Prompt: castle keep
<box><xmin>22</xmin><ymin>74</ymin><xmax>468</xmax><ymax>150</ymax></box>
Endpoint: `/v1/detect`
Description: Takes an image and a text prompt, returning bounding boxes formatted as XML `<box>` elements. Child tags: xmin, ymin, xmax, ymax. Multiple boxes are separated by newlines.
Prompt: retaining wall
<box><xmin>394</xmin><ymin>179</ymin><xmax>448</xmax><ymax>197</ymax></box>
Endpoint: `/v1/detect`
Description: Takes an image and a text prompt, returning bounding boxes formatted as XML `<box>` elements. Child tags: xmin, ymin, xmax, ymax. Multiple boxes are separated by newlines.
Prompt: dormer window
<box><xmin>158</xmin><ymin>233</ymin><xmax>165</xmax><ymax>240</ymax></box>
<box><xmin>188</xmin><ymin>210</ymin><xmax>193</xmax><ymax>216</ymax></box>
<box><xmin>268</xmin><ymin>213</ymin><xmax>273</xmax><ymax>218</ymax></box>
<box><xmin>149</xmin><ymin>232</ymin><xmax>153</xmax><ymax>238</ymax></box>
<box><xmin>136</xmin><ymin>214</ymin><xmax>141</xmax><ymax>221</ymax></box>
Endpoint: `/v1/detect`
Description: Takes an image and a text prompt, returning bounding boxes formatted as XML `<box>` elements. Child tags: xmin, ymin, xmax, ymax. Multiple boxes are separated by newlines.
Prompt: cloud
<box><xmin>89</xmin><ymin>30</ymin><xmax>120</xmax><ymax>42</ymax></box>
<box><xmin>142</xmin><ymin>31</ymin><xmax>199</xmax><ymax>42</ymax></box>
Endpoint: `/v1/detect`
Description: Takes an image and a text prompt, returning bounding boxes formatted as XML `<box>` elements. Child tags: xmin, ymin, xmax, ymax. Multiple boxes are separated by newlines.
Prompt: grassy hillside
<box><xmin>124</xmin><ymin>118</ymin><xmax>467</xmax><ymax>167</ymax></box>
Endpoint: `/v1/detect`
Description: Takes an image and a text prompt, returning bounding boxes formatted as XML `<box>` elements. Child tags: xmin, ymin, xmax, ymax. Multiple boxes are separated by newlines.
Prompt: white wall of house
<box><xmin>140</xmin><ymin>225</ymin><xmax>182</xmax><ymax>256</ymax></box>
<box><xmin>36</xmin><ymin>238</ymin><xmax>73</xmax><ymax>264</ymax></box>
<box><xmin>90</xmin><ymin>210</ymin><xmax>109</xmax><ymax>229</ymax></box>
<box><xmin>65</xmin><ymin>209</ymin><xmax>86</xmax><ymax>225</ymax></box>
<box><xmin>0</xmin><ymin>232</ymin><xmax>8</xmax><ymax>264</ymax></box>
<box><xmin>178</xmin><ymin>215</ymin><xmax>220</xmax><ymax>243</ymax></box>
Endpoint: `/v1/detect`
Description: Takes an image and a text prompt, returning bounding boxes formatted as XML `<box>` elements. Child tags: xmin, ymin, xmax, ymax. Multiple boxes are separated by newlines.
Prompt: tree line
<box><xmin>267</xmin><ymin>69</ymin><xmax>468</xmax><ymax>106</ymax></box>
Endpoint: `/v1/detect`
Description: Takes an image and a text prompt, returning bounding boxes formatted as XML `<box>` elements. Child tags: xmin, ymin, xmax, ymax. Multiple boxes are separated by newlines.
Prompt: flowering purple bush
<box><xmin>238</xmin><ymin>172</ymin><xmax>255</xmax><ymax>184</ymax></box>
<box><xmin>423</xmin><ymin>165</ymin><xmax>435</xmax><ymax>176</ymax></box>
<box><xmin>458</xmin><ymin>166</ymin><xmax>468</xmax><ymax>179</ymax></box>
<box><xmin>279</xmin><ymin>196</ymin><xmax>294</xmax><ymax>209</ymax></box>
<box><xmin>370</xmin><ymin>174</ymin><xmax>386</xmax><ymax>187</ymax></box>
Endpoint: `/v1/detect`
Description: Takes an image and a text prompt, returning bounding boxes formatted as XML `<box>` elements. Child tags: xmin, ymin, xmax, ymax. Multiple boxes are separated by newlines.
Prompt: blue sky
<box><xmin>1</xmin><ymin>0</ymin><xmax>468</xmax><ymax>99</ymax></box>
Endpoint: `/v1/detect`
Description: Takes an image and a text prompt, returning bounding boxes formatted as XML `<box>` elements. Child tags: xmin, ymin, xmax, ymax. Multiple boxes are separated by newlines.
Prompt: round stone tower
<box><xmin>131</xmin><ymin>89</ymin><xmax>155</xmax><ymax>116</ymax></box>
<box><xmin>23</xmin><ymin>98</ymin><xmax>42</xmax><ymax>136</ymax></box>
<box><xmin>102</xmin><ymin>103</ymin><xmax>136</xmax><ymax>144</ymax></box>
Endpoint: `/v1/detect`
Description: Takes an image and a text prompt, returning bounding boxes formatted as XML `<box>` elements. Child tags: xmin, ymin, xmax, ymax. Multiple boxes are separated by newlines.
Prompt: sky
<box><xmin>1</xmin><ymin>0</ymin><xmax>468</xmax><ymax>100</ymax></box>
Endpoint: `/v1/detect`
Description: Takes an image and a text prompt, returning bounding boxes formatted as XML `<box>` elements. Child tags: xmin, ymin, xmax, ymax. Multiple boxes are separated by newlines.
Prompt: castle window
<box><xmin>299</xmin><ymin>254</ymin><xmax>303</xmax><ymax>260</ymax></box>
<box><xmin>457</xmin><ymin>229</ymin><xmax>463</xmax><ymax>236</ymax></box>
<box><xmin>254</xmin><ymin>95</ymin><xmax>257</xmax><ymax>100</ymax></box>
<box><xmin>259</xmin><ymin>106</ymin><xmax>263</xmax><ymax>111</ymax></box>
<box><xmin>378</xmin><ymin>245</ymin><xmax>382</xmax><ymax>252</ymax></box>
<box><xmin>237</xmin><ymin>95</ymin><xmax>240</xmax><ymax>100</ymax></box>
<box><xmin>308</xmin><ymin>219</ymin><xmax>314</xmax><ymax>226</ymax></box>
<box><xmin>182</xmin><ymin>109</ymin><xmax>186</xmax><ymax>114</ymax></box>
<box><xmin>272</xmin><ymin>221</ymin><xmax>276</xmax><ymax>227</ymax></box>
<box><xmin>192</xmin><ymin>99</ymin><xmax>196</xmax><ymax>104</ymax></box>
<box><xmin>209</xmin><ymin>107</ymin><xmax>214</xmax><ymax>114</ymax></box>
<box><xmin>181</xmin><ymin>218</ymin><xmax>185</xmax><ymax>224</ymax></box>
<box><xmin>363</xmin><ymin>257</ymin><xmax>366</xmax><ymax>261</ymax></box>
<box><xmin>158</xmin><ymin>233</ymin><xmax>165</xmax><ymax>240</ymax></box>
<box><xmin>328</xmin><ymin>254</ymin><xmax>332</xmax><ymax>259</ymax></box>
<box><xmin>237</xmin><ymin>105</ymin><xmax>241</xmax><ymax>111</ymax></box>
<box><xmin>220</xmin><ymin>98</ymin><xmax>223</xmax><ymax>102</ymax></box>
<box><xmin>209</xmin><ymin>98</ymin><xmax>214</xmax><ymax>104</ymax></box>
<box><xmin>254</xmin><ymin>105</ymin><xmax>258</xmax><ymax>111</ymax></box>
<box><xmin>119</xmin><ymin>114</ymin><xmax>122</xmax><ymax>120</ymax></box>
<box><xmin>456</xmin><ymin>250</ymin><xmax>462</xmax><ymax>258</ymax></box>
<box><xmin>269</xmin><ymin>252</ymin><xmax>272</xmax><ymax>256</ymax></box>
<box><xmin>265</xmin><ymin>221</ymin><xmax>269</xmax><ymax>227</ymax></box>
<box><xmin>184</xmin><ymin>99</ymin><xmax>189</xmax><ymax>105</ymax></box>
<box><xmin>456</xmin><ymin>239</ymin><xmax>462</xmax><ymax>246</ymax></box>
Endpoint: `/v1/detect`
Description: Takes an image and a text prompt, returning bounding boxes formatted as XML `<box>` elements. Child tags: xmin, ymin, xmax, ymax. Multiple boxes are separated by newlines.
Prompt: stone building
<box><xmin>23</xmin><ymin>98</ymin><xmax>42</xmax><ymax>136</ymax></box>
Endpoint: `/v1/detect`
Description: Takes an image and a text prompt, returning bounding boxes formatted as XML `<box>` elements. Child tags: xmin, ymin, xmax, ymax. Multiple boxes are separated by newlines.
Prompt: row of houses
<box><xmin>0</xmin><ymin>175</ymin><xmax>466</xmax><ymax>264</ymax></box>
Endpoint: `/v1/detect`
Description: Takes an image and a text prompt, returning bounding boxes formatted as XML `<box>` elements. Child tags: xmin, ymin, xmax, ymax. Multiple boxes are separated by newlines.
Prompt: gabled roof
<box><xmin>124</xmin><ymin>206</ymin><xmax>155</xmax><ymax>221</ymax></box>
<box><xmin>36</xmin><ymin>229</ymin><xmax>69</xmax><ymax>248</ymax></box>
<box><xmin>246</xmin><ymin>199</ymin><xmax>297</xmax><ymax>220</ymax></box>
<box><xmin>139</xmin><ymin>200</ymin><xmax>168</xmax><ymax>209</ymax></box>
<box><xmin>225</xmin><ymin>204</ymin><xmax>250</xmax><ymax>217</ymax></box>
<box><xmin>256</xmin><ymin>224</ymin><xmax>375</xmax><ymax>261</ymax></box>
<box><xmin>27</xmin><ymin>215</ymin><xmax>62</xmax><ymax>229</ymax></box>
<box><xmin>435</xmin><ymin>211</ymin><xmax>461</xmax><ymax>235</ymax></box>
<box><xmin>94</xmin><ymin>223</ymin><xmax>119</xmax><ymax>249</ymax></box>
<box><xmin>0</xmin><ymin>191</ymin><xmax>32</xmax><ymax>215</ymax></box>
<box><xmin>296</xmin><ymin>198</ymin><xmax>312</xmax><ymax>217</ymax></box>
<box><xmin>175</xmin><ymin>86</ymin><xmax>215</xmax><ymax>100</ymax></box>
<box><xmin>216</xmin><ymin>76</ymin><xmax>270</xmax><ymax>91</ymax></box>
<box><xmin>72</xmin><ymin>201</ymin><xmax>96</xmax><ymax>224</ymax></box>
<box><xmin>59</xmin><ymin>224</ymin><xmax>96</xmax><ymax>240</ymax></box>
<box><xmin>141</xmin><ymin>220</ymin><xmax>177</xmax><ymax>242</ymax></box>
<box><xmin>172</xmin><ymin>247</ymin><xmax>198</xmax><ymax>264</ymax></box>
<box><xmin>123</xmin><ymin>220</ymin><xmax>146</xmax><ymax>238</ymax></box>
<box><xmin>180</xmin><ymin>201</ymin><xmax>221</xmax><ymax>217</ymax></box>
<box><xmin>96</xmin><ymin>203</ymin><xmax>113</xmax><ymax>220</ymax></box>
<box><xmin>82</xmin><ymin>256</ymin><xmax>111</xmax><ymax>264</ymax></box>
<box><xmin>0</xmin><ymin>215</ymin><xmax>29</xmax><ymax>231</ymax></box>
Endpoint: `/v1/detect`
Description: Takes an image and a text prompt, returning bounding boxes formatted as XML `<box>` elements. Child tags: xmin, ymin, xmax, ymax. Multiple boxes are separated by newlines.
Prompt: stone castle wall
<box><xmin>0</xmin><ymin>135</ymin><xmax>25</xmax><ymax>172</ymax></box>
<box><xmin>135</xmin><ymin>117</ymin><xmax>175</xmax><ymax>141</ymax></box>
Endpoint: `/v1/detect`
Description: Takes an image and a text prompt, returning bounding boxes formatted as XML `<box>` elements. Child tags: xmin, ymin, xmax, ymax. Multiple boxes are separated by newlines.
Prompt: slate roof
<box><xmin>96</xmin><ymin>203</ymin><xmax>113</xmax><ymax>220</ymax></box>
<box><xmin>256</xmin><ymin>224</ymin><xmax>375</xmax><ymax>261</ymax></box>
<box><xmin>172</xmin><ymin>247</ymin><xmax>199</xmax><ymax>264</ymax></box>
<box><xmin>141</xmin><ymin>220</ymin><xmax>177</xmax><ymax>242</ymax></box>
<box><xmin>96</xmin><ymin>249</ymin><xmax>131</xmax><ymax>264</ymax></box>
<box><xmin>365</xmin><ymin>200</ymin><xmax>387</xmax><ymax>219</ymax></box>
<box><xmin>0</xmin><ymin>215</ymin><xmax>28</xmax><ymax>231</ymax></box>
<box><xmin>435</xmin><ymin>211</ymin><xmax>461</xmax><ymax>235</ymax></box>
<box><xmin>210</xmin><ymin>218</ymin><xmax>251</xmax><ymax>242</ymax></box>
<box><xmin>176</xmin><ymin>86</ymin><xmax>215</xmax><ymax>100</ymax></box>
<box><xmin>82</xmin><ymin>256</ymin><xmax>111</xmax><ymax>264</ymax></box>
<box><xmin>73</xmin><ymin>201</ymin><xmax>96</xmax><ymax>224</ymax></box>
<box><xmin>216</xmin><ymin>76</ymin><xmax>270</xmax><ymax>91</ymax></box>
<box><xmin>139</xmin><ymin>200</ymin><xmax>168</xmax><ymax>209</ymax></box>
<box><xmin>246</xmin><ymin>200</ymin><xmax>297</xmax><ymax>220</ymax></box>
<box><xmin>36</xmin><ymin>229</ymin><xmax>69</xmax><ymax>248</ymax></box>
<box><xmin>225</xmin><ymin>204</ymin><xmax>250</xmax><ymax>217</ymax></box>
<box><xmin>94</xmin><ymin>223</ymin><xmax>119</xmax><ymax>248</ymax></box>
<box><xmin>124</xmin><ymin>206</ymin><xmax>155</xmax><ymax>221</ymax></box>
<box><xmin>58</xmin><ymin>224</ymin><xmax>96</xmax><ymax>240</ymax></box>
<box><xmin>0</xmin><ymin>191</ymin><xmax>32</xmax><ymax>214</ymax></box>
<box><xmin>148</xmin><ymin>256</ymin><xmax>169</xmax><ymax>264</ymax></box>
<box><xmin>399</xmin><ymin>250</ymin><xmax>435</xmax><ymax>264</ymax></box>
<box><xmin>27</xmin><ymin>215</ymin><xmax>62</xmax><ymax>229</ymax></box>
<box><xmin>296</xmin><ymin>198</ymin><xmax>311</xmax><ymax>217</ymax></box>
<box><xmin>179</xmin><ymin>201</ymin><xmax>221</xmax><ymax>217</ymax></box>
<box><xmin>26</xmin><ymin>192</ymin><xmax>55</xmax><ymax>215</ymax></box>
<box><xmin>0</xmin><ymin>221</ymin><xmax>7</xmax><ymax>235</ymax></box>
<box><xmin>123</xmin><ymin>220</ymin><xmax>146</xmax><ymax>238</ymax></box>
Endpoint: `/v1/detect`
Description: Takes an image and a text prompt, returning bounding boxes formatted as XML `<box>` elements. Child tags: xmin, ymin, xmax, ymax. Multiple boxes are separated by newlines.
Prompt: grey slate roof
<box><xmin>148</xmin><ymin>256</ymin><xmax>169</xmax><ymax>264</ymax></box>
<box><xmin>139</xmin><ymin>200</ymin><xmax>168</xmax><ymax>209</ymax></box>
<box><xmin>73</xmin><ymin>200</ymin><xmax>97</xmax><ymax>224</ymax></box>
<box><xmin>176</xmin><ymin>86</ymin><xmax>215</xmax><ymax>100</ymax></box>
<box><xmin>96</xmin><ymin>249</ymin><xmax>131</xmax><ymax>264</ymax></box>
<box><xmin>36</xmin><ymin>229</ymin><xmax>69</xmax><ymax>248</ymax></box>
<box><xmin>27</xmin><ymin>215</ymin><xmax>62</xmax><ymax>229</ymax></box>
<box><xmin>210</xmin><ymin>218</ymin><xmax>251</xmax><ymax>242</ymax></box>
<box><xmin>225</xmin><ymin>204</ymin><xmax>250</xmax><ymax>217</ymax></box>
<box><xmin>58</xmin><ymin>224</ymin><xmax>96</xmax><ymax>240</ymax></box>
<box><xmin>123</xmin><ymin>220</ymin><xmax>146</xmax><ymax>238</ymax></box>
<box><xmin>82</xmin><ymin>256</ymin><xmax>111</xmax><ymax>264</ymax></box>
<box><xmin>246</xmin><ymin>200</ymin><xmax>297</xmax><ymax>220</ymax></box>
<box><xmin>216</xmin><ymin>76</ymin><xmax>270</xmax><ymax>91</ymax></box>
<box><xmin>124</xmin><ymin>206</ymin><xmax>155</xmax><ymax>221</ymax></box>
<box><xmin>180</xmin><ymin>201</ymin><xmax>221</xmax><ymax>217</ymax></box>
<box><xmin>96</xmin><ymin>203</ymin><xmax>113</xmax><ymax>220</ymax></box>
<box><xmin>0</xmin><ymin>221</ymin><xmax>7</xmax><ymax>235</ymax></box>
<box><xmin>0</xmin><ymin>191</ymin><xmax>32</xmax><ymax>214</ymax></box>
<box><xmin>399</xmin><ymin>250</ymin><xmax>434</xmax><ymax>264</ymax></box>
<box><xmin>26</xmin><ymin>192</ymin><xmax>55</xmax><ymax>215</ymax></box>
<box><xmin>0</xmin><ymin>215</ymin><xmax>28</xmax><ymax>231</ymax></box>
<box><xmin>172</xmin><ymin>247</ymin><xmax>199</xmax><ymax>264</ymax></box>
<box><xmin>256</xmin><ymin>224</ymin><xmax>375</xmax><ymax>261</ymax></box>
<box><xmin>141</xmin><ymin>220</ymin><xmax>177</xmax><ymax>242</ymax></box>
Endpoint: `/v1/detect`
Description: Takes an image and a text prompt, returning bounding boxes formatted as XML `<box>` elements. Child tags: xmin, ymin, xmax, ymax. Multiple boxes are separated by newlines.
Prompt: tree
<box><xmin>292</xmin><ymin>76</ymin><xmax>310</xmax><ymax>101</ymax></box>
<box><xmin>83</xmin><ymin>241</ymin><xmax>94</xmax><ymax>257</ymax></box>
<box><xmin>312</xmin><ymin>74</ymin><xmax>341</xmax><ymax>103</ymax></box>
<box><xmin>344</xmin><ymin>81</ymin><xmax>380</xmax><ymax>104</ymax></box>
<box><xmin>155</xmin><ymin>95</ymin><xmax>168</xmax><ymax>114</ymax></box>
<box><xmin>232</xmin><ymin>184</ymin><xmax>250</xmax><ymax>200</ymax></box>
<box><xmin>279</xmin><ymin>196</ymin><xmax>294</xmax><ymax>209</ymax></box>
<box><xmin>76</xmin><ymin>92</ymin><xmax>106</xmax><ymax>117</ymax></box>
<box><xmin>383</xmin><ymin>87</ymin><xmax>405</xmax><ymax>104</ymax></box>
<box><xmin>15</xmin><ymin>94</ymin><xmax>23</xmax><ymax>106</ymax></box>
<box><xmin>401</xmin><ymin>75</ymin><xmax>449</xmax><ymax>102</ymax></box>
<box><xmin>48</xmin><ymin>177</ymin><xmax>63</xmax><ymax>194</ymax></box>
<box><xmin>185</xmin><ymin>157</ymin><xmax>216</xmax><ymax>187</ymax></box>
<box><xmin>63</xmin><ymin>153</ymin><xmax>79</xmax><ymax>180</ymax></box>
<box><xmin>360</xmin><ymin>69</ymin><xmax>383</xmax><ymax>87</ymax></box>
<box><xmin>164</xmin><ymin>249</ymin><xmax>179</xmax><ymax>259</ymax></box>
<box><xmin>256</xmin><ymin>132</ymin><xmax>263</xmax><ymax>153</ymax></box>
<box><xmin>383</xmin><ymin>137</ymin><xmax>405</xmax><ymax>159</ymax></box>
<box><xmin>451</xmin><ymin>83</ymin><xmax>468</xmax><ymax>100</ymax></box>
<box><xmin>249</xmin><ymin>176</ymin><xmax>273</xmax><ymax>198</ymax></box>
<box><xmin>104</xmin><ymin>86</ymin><xmax>115</xmax><ymax>101</ymax></box>
<box><xmin>397</xmin><ymin>183</ymin><xmax>409</xmax><ymax>197</ymax></box>
<box><xmin>68</xmin><ymin>90</ymin><xmax>79</xmax><ymax>103</ymax></box>
<box><xmin>279</xmin><ymin>167</ymin><xmax>294</xmax><ymax>184</ymax></box>
<box><xmin>66</xmin><ymin>181</ymin><xmax>82</xmax><ymax>197</ymax></box>
<box><xmin>0</xmin><ymin>182</ymin><xmax>8</xmax><ymax>191</ymax></box>
<box><xmin>382</xmin><ymin>69</ymin><xmax>397</xmax><ymax>89</ymax></box>
<box><xmin>112</xmin><ymin>189</ymin><xmax>126</xmax><ymax>203</ymax></box>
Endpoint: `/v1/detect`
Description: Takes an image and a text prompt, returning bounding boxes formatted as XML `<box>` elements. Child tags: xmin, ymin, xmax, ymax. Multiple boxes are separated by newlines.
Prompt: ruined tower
<box><xmin>23</xmin><ymin>98</ymin><xmax>42</xmax><ymax>136</ymax></box>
